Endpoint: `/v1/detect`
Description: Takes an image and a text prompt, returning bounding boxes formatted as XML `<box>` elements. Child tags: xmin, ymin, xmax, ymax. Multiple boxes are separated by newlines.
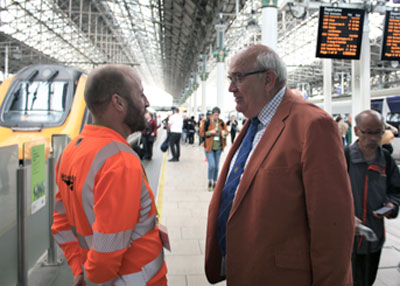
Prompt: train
<box><xmin>0</xmin><ymin>64</ymin><xmax>140</xmax><ymax>161</ymax></box>
<box><xmin>311</xmin><ymin>87</ymin><xmax>400</xmax><ymax>130</ymax></box>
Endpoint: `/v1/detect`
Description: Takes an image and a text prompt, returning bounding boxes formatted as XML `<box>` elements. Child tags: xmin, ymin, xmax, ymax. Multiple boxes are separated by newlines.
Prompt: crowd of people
<box><xmin>51</xmin><ymin>44</ymin><xmax>400</xmax><ymax>286</ymax></box>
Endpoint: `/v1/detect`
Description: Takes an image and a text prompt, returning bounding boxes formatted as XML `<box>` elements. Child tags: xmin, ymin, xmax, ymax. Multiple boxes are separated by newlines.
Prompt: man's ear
<box><xmin>265</xmin><ymin>70</ymin><xmax>277</xmax><ymax>90</ymax></box>
<box><xmin>111</xmin><ymin>94</ymin><xmax>124</xmax><ymax>112</ymax></box>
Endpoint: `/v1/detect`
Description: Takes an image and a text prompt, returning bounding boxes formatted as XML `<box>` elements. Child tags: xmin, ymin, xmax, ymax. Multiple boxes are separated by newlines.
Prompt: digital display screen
<box><xmin>316</xmin><ymin>6</ymin><xmax>365</xmax><ymax>60</ymax></box>
<box><xmin>381</xmin><ymin>10</ymin><xmax>400</xmax><ymax>61</ymax></box>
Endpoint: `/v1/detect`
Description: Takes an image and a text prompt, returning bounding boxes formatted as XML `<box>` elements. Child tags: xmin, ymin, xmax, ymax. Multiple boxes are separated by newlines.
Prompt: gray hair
<box><xmin>255</xmin><ymin>50</ymin><xmax>287</xmax><ymax>85</ymax></box>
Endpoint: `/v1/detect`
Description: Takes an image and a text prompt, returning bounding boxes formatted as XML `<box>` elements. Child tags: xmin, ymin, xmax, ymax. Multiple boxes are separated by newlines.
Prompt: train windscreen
<box><xmin>1</xmin><ymin>79</ymin><xmax>69</xmax><ymax>127</ymax></box>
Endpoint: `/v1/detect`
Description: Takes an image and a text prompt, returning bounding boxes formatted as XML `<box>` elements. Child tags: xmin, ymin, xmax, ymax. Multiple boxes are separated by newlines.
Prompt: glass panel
<box><xmin>25</xmin><ymin>161</ymin><xmax>50</xmax><ymax>270</ymax></box>
<box><xmin>51</xmin><ymin>134</ymin><xmax>70</xmax><ymax>163</ymax></box>
<box><xmin>2</xmin><ymin>80</ymin><xmax>68</xmax><ymax>125</ymax></box>
<box><xmin>23</xmin><ymin>139</ymin><xmax>50</xmax><ymax>166</ymax></box>
<box><xmin>0</xmin><ymin>144</ymin><xmax>19</xmax><ymax>286</ymax></box>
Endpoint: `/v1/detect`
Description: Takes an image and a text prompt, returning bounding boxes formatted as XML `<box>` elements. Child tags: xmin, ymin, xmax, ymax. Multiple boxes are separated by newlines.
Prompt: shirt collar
<box><xmin>256</xmin><ymin>86</ymin><xmax>286</xmax><ymax>125</ymax></box>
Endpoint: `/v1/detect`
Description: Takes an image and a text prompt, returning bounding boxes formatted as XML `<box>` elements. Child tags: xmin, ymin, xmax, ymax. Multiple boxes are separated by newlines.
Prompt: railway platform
<box><xmin>3</xmin><ymin>131</ymin><xmax>400</xmax><ymax>286</ymax></box>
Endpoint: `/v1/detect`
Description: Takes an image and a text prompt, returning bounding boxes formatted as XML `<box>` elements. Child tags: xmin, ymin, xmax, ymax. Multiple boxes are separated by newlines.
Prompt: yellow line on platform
<box><xmin>156</xmin><ymin>152</ymin><xmax>167</xmax><ymax>220</ymax></box>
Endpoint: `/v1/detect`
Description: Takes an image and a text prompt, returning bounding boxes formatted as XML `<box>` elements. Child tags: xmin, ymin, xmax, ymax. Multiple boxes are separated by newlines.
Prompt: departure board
<box><xmin>316</xmin><ymin>7</ymin><xmax>365</xmax><ymax>60</ymax></box>
<box><xmin>381</xmin><ymin>10</ymin><xmax>400</xmax><ymax>61</ymax></box>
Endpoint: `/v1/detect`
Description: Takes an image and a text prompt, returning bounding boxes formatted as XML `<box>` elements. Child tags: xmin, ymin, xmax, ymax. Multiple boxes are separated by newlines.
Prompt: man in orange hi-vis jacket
<box><xmin>52</xmin><ymin>64</ymin><xmax>167</xmax><ymax>286</ymax></box>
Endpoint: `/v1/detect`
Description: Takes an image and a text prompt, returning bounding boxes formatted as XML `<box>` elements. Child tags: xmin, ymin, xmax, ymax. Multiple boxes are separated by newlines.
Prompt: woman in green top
<box><xmin>200</xmin><ymin>107</ymin><xmax>229</xmax><ymax>191</ymax></box>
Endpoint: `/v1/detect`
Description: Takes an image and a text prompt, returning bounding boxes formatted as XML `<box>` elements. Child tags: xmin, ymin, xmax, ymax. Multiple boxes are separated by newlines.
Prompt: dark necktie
<box><xmin>217</xmin><ymin>117</ymin><xmax>260</xmax><ymax>259</ymax></box>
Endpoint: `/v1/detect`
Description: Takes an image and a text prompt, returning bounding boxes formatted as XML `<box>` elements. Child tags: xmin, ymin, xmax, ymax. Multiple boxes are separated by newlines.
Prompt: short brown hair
<box><xmin>84</xmin><ymin>65</ymin><xmax>133</xmax><ymax>114</ymax></box>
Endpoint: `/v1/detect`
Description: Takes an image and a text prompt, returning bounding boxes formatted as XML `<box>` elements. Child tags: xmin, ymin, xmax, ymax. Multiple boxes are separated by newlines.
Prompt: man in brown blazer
<box><xmin>205</xmin><ymin>44</ymin><xmax>355</xmax><ymax>285</ymax></box>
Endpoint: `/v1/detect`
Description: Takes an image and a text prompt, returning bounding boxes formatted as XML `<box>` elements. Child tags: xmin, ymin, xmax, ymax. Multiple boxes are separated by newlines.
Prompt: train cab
<box><xmin>0</xmin><ymin>64</ymin><xmax>89</xmax><ymax>160</ymax></box>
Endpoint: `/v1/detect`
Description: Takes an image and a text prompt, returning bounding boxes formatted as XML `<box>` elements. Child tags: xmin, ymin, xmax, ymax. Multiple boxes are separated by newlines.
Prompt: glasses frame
<box><xmin>357</xmin><ymin>127</ymin><xmax>385</xmax><ymax>136</ymax></box>
<box><xmin>227</xmin><ymin>69</ymin><xmax>267</xmax><ymax>85</ymax></box>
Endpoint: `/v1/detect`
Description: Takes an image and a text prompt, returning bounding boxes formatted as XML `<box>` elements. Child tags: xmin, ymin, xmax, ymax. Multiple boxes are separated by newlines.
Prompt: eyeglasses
<box><xmin>227</xmin><ymin>70</ymin><xmax>267</xmax><ymax>85</ymax></box>
<box><xmin>357</xmin><ymin>127</ymin><xmax>384</xmax><ymax>136</ymax></box>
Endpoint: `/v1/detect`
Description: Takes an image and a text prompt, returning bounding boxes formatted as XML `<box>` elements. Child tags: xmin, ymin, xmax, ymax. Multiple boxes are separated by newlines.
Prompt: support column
<box><xmin>192</xmin><ymin>74</ymin><xmax>199</xmax><ymax>119</ymax></box>
<box><xmin>351</xmin><ymin>11</ymin><xmax>370</xmax><ymax>134</ymax></box>
<box><xmin>323</xmin><ymin>59</ymin><xmax>332</xmax><ymax>115</ymax></box>
<box><xmin>261</xmin><ymin>0</ymin><xmax>278</xmax><ymax>50</ymax></box>
<box><xmin>214</xmin><ymin>23</ymin><xmax>228</xmax><ymax>111</ymax></box>
<box><xmin>4</xmin><ymin>45</ymin><xmax>8</xmax><ymax>80</ymax></box>
<box><xmin>199</xmin><ymin>54</ymin><xmax>209</xmax><ymax>115</ymax></box>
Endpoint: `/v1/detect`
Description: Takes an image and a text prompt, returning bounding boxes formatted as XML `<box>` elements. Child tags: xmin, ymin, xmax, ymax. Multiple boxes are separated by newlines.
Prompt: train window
<box><xmin>386</xmin><ymin>112</ymin><xmax>400</xmax><ymax>137</ymax></box>
<box><xmin>2</xmin><ymin>80</ymin><xmax>68</xmax><ymax>125</ymax></box>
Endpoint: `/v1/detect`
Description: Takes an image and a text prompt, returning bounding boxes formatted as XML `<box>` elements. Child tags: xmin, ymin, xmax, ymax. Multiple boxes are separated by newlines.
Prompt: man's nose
<box><xmin>228</xmin><ymin>81</ymin><xmax>237</xmax><ymax>92</ymax></box>
<box><xmin>143</xmin><ymin>94</ymin><xmax>150</xmax><ymax>108</ymax></box>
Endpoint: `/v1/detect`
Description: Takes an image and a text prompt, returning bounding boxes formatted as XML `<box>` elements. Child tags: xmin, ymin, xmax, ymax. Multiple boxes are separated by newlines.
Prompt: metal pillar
<box><xmin>214</xmin><ymin>23</ymin><xmax>228</xmax><ymax>111</ymax></box>
<box><xmin>323</xmin><ymin>59</ymin><xmax>332</xmax><ymax>115</ymax></box>
<box><xmin>199</xmin><ymin>55</ymin><xmax>209</xmax><ymax>115</ymax></box>
<box><xmin>17</xmin><ymin>167</ymin><xmax>28</xmax><ymax>286</ymax></box>
<box><xmin>42</xmin><ymin>156</ymin><xmax>63</xmax><ymax>266</ymax></box>
<box><xmin>351</xmin><ymin>11</ymin><xmax>370</xmax><ymax>134</ymax></box>
<box><xmin>217</xmin><ymin>63</ymin><xmax>225</xmax><ymax>110</ymax></box>
<box><xmin>261</xmin><ymin>0</ymin><xmax>278</xmax><ymax>50</ymax></box>
<box><xmin>4</xmin><ymin>45</ymin><xmax>8</xmax><ymax>80</ymax></box>
<box><xmin>193</xmin><ymin>74</ymin><xmax>199</xmax><ymax>119</ymax></box>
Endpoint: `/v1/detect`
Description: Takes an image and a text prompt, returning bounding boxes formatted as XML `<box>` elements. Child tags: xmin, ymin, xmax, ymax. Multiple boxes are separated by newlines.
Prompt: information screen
<box><xmin>316</xmin><ymin>7</ymin><xmax>365</xmax><ymax>60</ymax></box>
<box><xmin>381</xmin><ymin>10</ymin><xmax>400</xmax><ymax>61</ymax></box>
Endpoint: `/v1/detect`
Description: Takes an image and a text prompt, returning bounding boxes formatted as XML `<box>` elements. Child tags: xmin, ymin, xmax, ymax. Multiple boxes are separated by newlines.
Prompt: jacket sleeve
<box><xmin>199</xmin><ymin>120</ymin><xmax>206</xmax><ymax>137</ymax></box>
<box><xmin>84</xmin><ymin>155</ymin><xmax>142</xmax><ymax>284</ymax></box>
<box><xmin>386</xmin><ymin>156</ymin><xmax>400</xmax><ymax>218</ymax></box>
<box><xmin>52</xmin><ymin>164</ymin><xmax>83</xmax><ymax>277</ymax></box>
<box><xmin>302</xmin><ymin>115</ymin><xmax>355</xmax><ymax>285</ymax></box>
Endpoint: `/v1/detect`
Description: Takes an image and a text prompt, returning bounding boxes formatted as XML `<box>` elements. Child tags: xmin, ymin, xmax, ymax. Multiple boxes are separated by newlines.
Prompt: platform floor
<box><xmin>28</xmin><ymin>133</ymin><xmax>400</xmax><ymax>285</ymax></box>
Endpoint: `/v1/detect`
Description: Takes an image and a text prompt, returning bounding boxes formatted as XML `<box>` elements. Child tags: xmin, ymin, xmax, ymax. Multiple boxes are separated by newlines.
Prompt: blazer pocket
<box><xmin>274</xmin><ymin>251</ymin><xmax>311</xmax><ymax>271</ymax></box>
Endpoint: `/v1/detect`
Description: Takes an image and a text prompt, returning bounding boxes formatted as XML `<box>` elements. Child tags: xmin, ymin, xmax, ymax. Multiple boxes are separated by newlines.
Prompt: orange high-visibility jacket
<box><xmin>52</xmin><ymin>125</ymin><xmax>167</xmax><ymax>285</ymax></box>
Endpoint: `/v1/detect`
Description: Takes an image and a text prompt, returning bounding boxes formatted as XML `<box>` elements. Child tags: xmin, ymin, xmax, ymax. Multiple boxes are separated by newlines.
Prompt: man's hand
<box><xmin>373</xmin><ymin>202</ymin><xmax>395</xmax><ymax>219</ymax></box>
<box><xmin>354</xmin><ymin>216</ymin><xmax>362</xmax><ymax>235</ymax></box>
<box><xmin>73</xmin><ymin>273</ymin><xmax>87</xmax><ymax>286</ymax></box>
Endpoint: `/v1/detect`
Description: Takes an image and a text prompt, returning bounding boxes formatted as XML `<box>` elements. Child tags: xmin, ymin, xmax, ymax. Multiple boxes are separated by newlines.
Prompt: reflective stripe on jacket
<box><xmin>52</xmin><ymin>125</ymin><xmax>167</xmax><ymax>285</ymax></box>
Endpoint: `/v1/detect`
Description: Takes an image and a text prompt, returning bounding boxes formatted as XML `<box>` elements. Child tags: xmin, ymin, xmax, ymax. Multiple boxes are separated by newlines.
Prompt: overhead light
<box><xmin>246</xmin><ymin>18</ymin><xmax>260</xmax><ymax>34</ymax></box>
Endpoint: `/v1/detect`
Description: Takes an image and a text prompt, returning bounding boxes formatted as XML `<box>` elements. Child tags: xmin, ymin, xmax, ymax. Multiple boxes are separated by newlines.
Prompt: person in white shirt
<box><xmin>168</xmin><ymin>107</ymin><xmax>183</xmax><ymax>162</ymax></box>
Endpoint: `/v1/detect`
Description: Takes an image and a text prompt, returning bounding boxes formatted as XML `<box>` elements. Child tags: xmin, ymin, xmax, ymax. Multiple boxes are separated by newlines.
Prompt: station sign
<box><xmin>316</xmin><ymin>6</ymin><xmax>365</xmax><ymax>60</ymax></box>
<box><xmin>381</xmin><ymin>10</ymin><xmax>400</xmax><ymax>61</ymax></box>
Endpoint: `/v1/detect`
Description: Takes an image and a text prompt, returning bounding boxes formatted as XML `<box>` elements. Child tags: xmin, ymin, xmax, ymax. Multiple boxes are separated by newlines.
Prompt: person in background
<box><xmin>52</xmin><ymin>64</ymin><xmax>167</xmax><ymax>286</ymax></box>
<box><xmin>187</xmin><ymin>116</ymin><xmax>196</xmax><ymax>144</ymax></box>
<box><xmin>381</xmin><ymin>122</ymin><xmax>398</xmax><ymax>154</ymax></box>
<box><xmin>336</xmin><ymin>116</ymin><xmax>349</xmax><ymax>146</ymax></box>
<box><xmin>182</xmin><ymin>114</ymin><xmax>188</xmax><ymax>144</ymax></box>
<box><xmin>226</xmin><ymin>114</ymin><xmax>239</xmax><ymax>144</ymax></box>
<box><xmin>168</xmin><ymin>107</ymin><xmax>183</xmax><ymax>162</ymax></box>
<box><xmin>345</xmin><ymin>109</ymin><xmax>400</xmax><ymax>286</ymax></box>
<box><xmin>346</xmin><ymin>113</ymin><xmax>353</xmax><ymax>145</ymax></box>
<box><xmin>197</xmin><ymin>113</ymin><xmax>205</xmax><ymax>146</ymax></box>
<box><xmin>200</xmin><ymin>106</ymin><xmax>228</xmax><ymax>191</ymax></box>
<box><xmin>205</xmin><ymin>44</ymin><xmax>354</xmax><ymax>285</ymax></box>
<box><xmin>142</xmin><ymin>111</ymin><xmax>158</xmax><ymax>160</ymax></box>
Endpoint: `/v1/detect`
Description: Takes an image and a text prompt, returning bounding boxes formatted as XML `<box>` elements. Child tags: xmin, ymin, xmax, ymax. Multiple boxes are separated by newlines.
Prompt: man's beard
<box><xmin>124</xmin><ymin>97</ymin><xmax>146</xmax><ymax>133</ymax></box>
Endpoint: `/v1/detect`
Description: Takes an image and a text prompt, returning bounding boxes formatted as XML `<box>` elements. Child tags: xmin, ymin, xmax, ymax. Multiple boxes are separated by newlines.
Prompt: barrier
<box><xmin>0</xmin><ymin>145</ymin><xmax>19</xmax><ymax>286</ymax></box>
<box><xmin>0</xmin><ymin>135</ymin><xmax>70</xmax><ymax>286</ymax></box>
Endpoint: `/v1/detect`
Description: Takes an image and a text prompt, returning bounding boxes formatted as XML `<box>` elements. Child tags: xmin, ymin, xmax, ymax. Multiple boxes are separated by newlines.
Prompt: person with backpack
<box><xmin>345</xmin><ymin>109</ymin><xmax>400</xmax><ymax>286</ymax></box>
<box><xmin>200</xmin><ymin>106</ymin><xmax>228</xmax><ymax>191</ymax></box>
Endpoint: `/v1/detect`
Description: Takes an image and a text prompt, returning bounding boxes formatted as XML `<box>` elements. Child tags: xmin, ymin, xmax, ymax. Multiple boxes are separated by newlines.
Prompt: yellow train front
<box><xmin>0</xmin><ymin>64</ymin><xmax>89</xmax><ymax>160</ymax></box>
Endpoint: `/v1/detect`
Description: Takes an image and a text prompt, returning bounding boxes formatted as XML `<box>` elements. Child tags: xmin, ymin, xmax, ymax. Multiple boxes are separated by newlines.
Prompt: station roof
<box><xmin>0</xmin><ymin>0</ymin><xmax>398</xmax><ymax>103</ymax></box>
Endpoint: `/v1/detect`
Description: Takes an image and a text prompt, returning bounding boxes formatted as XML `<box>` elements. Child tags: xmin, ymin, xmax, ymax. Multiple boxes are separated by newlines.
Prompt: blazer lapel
<box><xmin>229</xmin><ymin>90</ymin><xmax>294</xmax><ymax>218</ymax></box>
<box><xmin>211</xmin><ymin>119</ymin><xmax>251</xmax><ymax>211</ymax></box>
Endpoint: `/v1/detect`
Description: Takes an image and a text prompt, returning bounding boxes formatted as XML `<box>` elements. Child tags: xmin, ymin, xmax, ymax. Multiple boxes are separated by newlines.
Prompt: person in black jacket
<box><xmin>226</xmin><ymin>115</ymin><xmax>239</xmax><ymax>144</ymax></box>
<box><xmin>345</xmin><ymin>109</ymin><xmax>400</xmax><ymax>286</ymax></box>
<box><xmin>186</xmin><ymin>116</ymin><xmax>196</xmax><ymax>144</ymax></box>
